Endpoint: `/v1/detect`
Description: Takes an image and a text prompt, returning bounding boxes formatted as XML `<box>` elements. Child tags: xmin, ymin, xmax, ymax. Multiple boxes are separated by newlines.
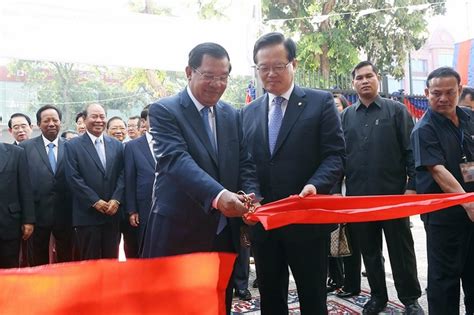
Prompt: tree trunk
<box><xmin>53</xmin><ymin>62</ymin><xmax>74</xmax><ymax>129</ymax></box>
<box><xmin>145</xmin><ymin>70</ymin><xmax>166</xmax><ymax>97</ymax></box>
<box><xmin>319</xmin><ymin>0</ymin><xmax>336</xmax><ymax>86</ymax></box>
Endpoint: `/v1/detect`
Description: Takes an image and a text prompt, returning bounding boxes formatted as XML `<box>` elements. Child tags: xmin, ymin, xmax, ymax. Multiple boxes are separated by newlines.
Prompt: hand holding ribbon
<box><xmin>245</xmin><ymin>193</ymin><xmax>474</xmax><ymax>230</ymax></box>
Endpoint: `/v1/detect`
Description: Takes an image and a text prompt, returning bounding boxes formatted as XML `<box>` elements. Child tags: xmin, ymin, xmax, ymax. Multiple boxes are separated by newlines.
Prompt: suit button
<box><xmin>269</xmin><ymin>162</ymin><xmax>275</xmax><ymax>166</ymax></box>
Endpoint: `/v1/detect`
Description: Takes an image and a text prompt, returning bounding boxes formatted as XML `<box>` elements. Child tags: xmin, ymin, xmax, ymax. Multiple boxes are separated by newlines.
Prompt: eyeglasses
<box><xmin>192</xmin><ymin>68</ymin><xmax>229</xmax><ymax>83</ymax></box>
<box><xmin>12</xmin><ymin>124</ymin><xmax>30</xmax><ymax>131</ymax></box>
<box><xmin>255</xmin><ymin>61</ymin><xmax>291</xmax><ymax>74</ymax></box>
<box><xmin>109</xmin><ymin>127</ymin><xmax>126</xmax><ymax>132</ymax></box>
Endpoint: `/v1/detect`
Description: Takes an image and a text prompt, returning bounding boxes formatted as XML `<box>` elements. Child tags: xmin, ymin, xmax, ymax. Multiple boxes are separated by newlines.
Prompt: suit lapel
<box><xmin>215</xmin><ymin>102</ymin><xmax>229</xmax><ymax>172</ymax></box>
<box><xmin>138</xmin><ymin>136</ymin><xmax>155</xmax><ymax>169</ymax></box>
<box><xmin>104</xmin><ymin>136</ymin><xmax>116</xmax><ymax>175</ymax></box>
<box><xmin>56</xmin><ymin>137</ymin><xmax>65</xmax><ymax>171</ymax></box>
<box><xmin>33</xmin><ymin>136</ymin><xmax>54</xmax><ymax>174</ymax></box>
<box><xmin>272</xmin><ymin>86</ymin><xmax>307</xmax><ymax>157</ymax></box>
<box><xmin>0</xmin><ymin>143</ymin><xmax>7</xmax><ymax>173</ymax></box>
<box><xmin>180</xmin><ymin>90</ymin><xmax>218</xmax><ymax>165</ymax></box>
<box><xmin>256</xmin><ymin>95</ymin><xmax>271</xmax><ymax>158</ymax></box>
<box><xmin>82</xmin><ymin>134</ymin><xmax>106</xmax><ymax>174</ymax></box>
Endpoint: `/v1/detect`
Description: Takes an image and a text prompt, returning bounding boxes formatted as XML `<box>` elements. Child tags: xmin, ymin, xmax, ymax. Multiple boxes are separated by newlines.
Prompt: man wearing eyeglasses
<box><xmin>141</xmin><ymin>42</ymin><xmax>260</xmax><ymax>314</ymax></box>
<box><xmin>241</xmin><ymin>32</ymin><xmax>345</xmax><ymax>314</ymax></box>
<box><xmin>126</xmin><ymin>116</ymin><xmax>141</xmax><ymax>140</ymax></box>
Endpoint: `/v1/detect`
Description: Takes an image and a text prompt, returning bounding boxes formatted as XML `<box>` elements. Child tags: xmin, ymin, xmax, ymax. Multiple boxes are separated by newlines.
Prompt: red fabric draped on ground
<box><xmin>0</xmin><ymin>252</ymin><xmax>236</xmax><ymax>315</ymax></box>
<box><xmin>247</xmin><ymin>193</ymin><xmax>474</xmax><ymax>230</ymax></box>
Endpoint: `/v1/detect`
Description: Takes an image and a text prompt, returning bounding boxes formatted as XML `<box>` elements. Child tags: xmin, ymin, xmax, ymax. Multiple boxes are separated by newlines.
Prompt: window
<box><xmin>387</xmin><ymin>77</ymin><xmax>403</xmax><ymax>94</ymax></box>
<box><xmin>411</xmin><ymin>59</ymin><xmax>428</xmax><ymax>73</ymax></box>
<box><xmin>438</xmin><ymin>54</ymin><xmax>453</xmax><ymax>67</ymax></box>
<box><xmin>412</xmin><ymin>79</ymin><xmax>426</xmax><ymax>95</ymax></box>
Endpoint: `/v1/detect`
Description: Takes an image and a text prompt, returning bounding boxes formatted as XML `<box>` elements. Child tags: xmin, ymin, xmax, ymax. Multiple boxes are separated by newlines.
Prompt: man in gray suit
<box><xmin>20</xmin><ymin>105</ymin><xmax>73</xmax><ymax>265</ymax></box>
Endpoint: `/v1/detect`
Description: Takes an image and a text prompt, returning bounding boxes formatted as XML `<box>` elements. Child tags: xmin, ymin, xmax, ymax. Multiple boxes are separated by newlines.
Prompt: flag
<box><xmin>0</xmin><ymin>252</ymin><xmax>236</xmax><ymax>315</ymax></box>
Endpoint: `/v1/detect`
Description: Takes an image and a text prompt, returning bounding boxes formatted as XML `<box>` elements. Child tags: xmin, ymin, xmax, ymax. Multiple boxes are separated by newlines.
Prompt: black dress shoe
<box><xmin>235</xmin><ymin>289</ymin><xmax>252</xmax><ymax>301</ymax></box>
<box><xmin>405</xmin><ymin>301</ymin><xmax>424</xmax><ymax>315</ymax></box>
<box><xmin>336</xmin><ymin>289</ymin><xmax>360</xmax><ymax>298</ymax></box>
<box><xmin>326</xmin><ymin>282</ymin><xmax>339</xmax><ymax>293</ymax></box>
<box><xmin>252</xmin><ymin>279</ymin><xmax>258</xmax><ymax>288</ymax></box>
<box><xmin>362</xmin><ymin>298</ymin><xmax>387</xmax><ymax>315</ymax></box>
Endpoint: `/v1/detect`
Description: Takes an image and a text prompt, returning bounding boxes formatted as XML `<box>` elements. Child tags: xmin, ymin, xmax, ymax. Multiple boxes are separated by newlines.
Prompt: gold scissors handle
<box><xmin>237</xmin><ymin>190</ymin><xmax>257</xmax><ymax>213</ymax></box>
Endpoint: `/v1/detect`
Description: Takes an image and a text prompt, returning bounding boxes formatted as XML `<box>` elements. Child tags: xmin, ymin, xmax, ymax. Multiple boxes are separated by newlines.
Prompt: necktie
<box><xmin>201</xmin><ymin>107</ymin><xmax>226</xmax><ymax>233</ymax></box>
<box><xmin>94</xmin><ymin>138</ymin><xmax>106</xmax><ymax>169</ymax></box>
<box><xmin>47</xmin><ymin>143</ymin><xmax>56</xmax><ymax>174</ymax></box>
<box><xmin>201</xmin><ymin>107</ymin><xmax>217</xmax><ymax>153</ymax></box>
<box><xmin>268</xmin><ymin>96</ymin><xmax>285</xmax><ymax>154</ymax></box>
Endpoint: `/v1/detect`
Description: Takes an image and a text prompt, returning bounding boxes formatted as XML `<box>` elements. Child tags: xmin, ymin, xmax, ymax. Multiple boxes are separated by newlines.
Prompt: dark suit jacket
<box><xmin>20</xmin><ymin>136</ymin><xmax>72</xmax><ymax>228</ymax></box>
<box><xmin>242</xmin><ymin>85</ymin><xmax>345</xmax><ymax>242</ymax></box>
<box><xmin>141</xmin><ymin>89</ymin><xmax>260</xmax><ymax>257</ymax></box>
<box><xmin>64</xmin><ymin>133</ymin><xmax>125</xmax><ymax>226</ymax></box>
<box><xmin>0</xmin><ymin>143</ymin><xmax>35</xmax><ymax>240</ymax></box>
<box><xmin>124</xmin><ymin>135</ymin><xmax>155</xmax><ymax>236</ymax></box>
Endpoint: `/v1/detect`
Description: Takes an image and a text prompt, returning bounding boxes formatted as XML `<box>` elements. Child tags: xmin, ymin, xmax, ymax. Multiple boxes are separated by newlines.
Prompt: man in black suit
<box><xmin>20</xmin><ymin>105</ymin><xmax>73</xmax><ymax>265</ymax></box>
<box><xmin>107</xmin><ymin>116</ymin><xmax>139</xmax><ymax>258</ymax></box>
<box><xmin>141</xmin><ymin>42</ymin><xmax>260</xmax><ymax>314</ymax></box>
<box><xmin>64</xmin><ymin>103</ymin><xmax>125</xmax><ymax>260</ymax></box>
<box><xmin>0</xmin><ymin>143</ymin><xmax>35</xmax><ymax>268</ymax></box>
<box><xmin>124</xmin><ymin>105</ymin><xmax>154</xmax><ymax>245</ymax></box>
<box><xmin>241</xmin><ymin>32</ymin><xmax>345</xmax><ymax>315</ymax></box>
<box><xmin>7</xmin><ymin>112</ymin><xmax>34</xmax><ymax>267</ymax></box>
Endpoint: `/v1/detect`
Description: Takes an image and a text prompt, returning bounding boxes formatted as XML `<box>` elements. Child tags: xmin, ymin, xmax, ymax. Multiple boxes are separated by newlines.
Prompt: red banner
<box><xmin>246</xmin><ymin>193</ymin><xmax>474</xmax><ymax>230</ymax></box>
<box><xmin>0</xmin><ymin>252</ymin><xmax>236</xmax><ymax>315</ymax></box>
<box><xmin>2</xmin><ymin>193</ymin><xmax>473</xmax><ymax>314</ymax></box>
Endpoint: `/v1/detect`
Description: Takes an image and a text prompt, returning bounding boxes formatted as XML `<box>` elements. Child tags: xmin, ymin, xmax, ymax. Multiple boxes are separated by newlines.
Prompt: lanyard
<box><xmin>448</xmin><ymin>122</ymin><xmax>467</xmax><ymax>163</ymax></box>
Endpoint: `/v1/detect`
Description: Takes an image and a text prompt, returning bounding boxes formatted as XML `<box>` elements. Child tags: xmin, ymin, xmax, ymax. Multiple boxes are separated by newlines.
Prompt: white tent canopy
<box><xmin>0</xmin><ymin>0</ymin><xmax>260</xmax><ymax>75</ymax></box>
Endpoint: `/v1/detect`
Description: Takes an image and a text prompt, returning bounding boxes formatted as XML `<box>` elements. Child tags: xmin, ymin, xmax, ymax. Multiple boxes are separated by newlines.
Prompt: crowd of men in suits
<box><xmin>1</xmin><ymin>32</ymin><xmax>473</xmax><ymax>315</ymax></box>
<box><xmin>1</xmin><ymin>103</ymin><xmax>152</xmax><ymax>266</ymax></box>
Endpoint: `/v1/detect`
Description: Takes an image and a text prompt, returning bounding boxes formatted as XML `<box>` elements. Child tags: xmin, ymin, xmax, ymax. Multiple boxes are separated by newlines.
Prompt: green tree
<box><xmin>127</xmin><ymin>0</ymin><xmax>251</xmax><ymax>107</ymax></box>
<box><xmin>262</xmin><ymin>0</ymin><xmax>446</xmax><ymax>86</ymax></box>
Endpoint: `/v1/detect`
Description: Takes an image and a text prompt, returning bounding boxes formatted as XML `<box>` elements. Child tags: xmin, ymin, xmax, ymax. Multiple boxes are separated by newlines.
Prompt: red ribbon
<box><xmin>246</xmin><ymin>193</ymin><xmax>474</xmax><ymax>230</ymax></box>
<box><xmin>2</xmin><ymin>193</ymin><xmax>473</xmax><ymax>313</ymax></box>
<box><xmin>0</xmin><ymin>252</ymin><xmax>236</xmax><ymax>314</ymax></box>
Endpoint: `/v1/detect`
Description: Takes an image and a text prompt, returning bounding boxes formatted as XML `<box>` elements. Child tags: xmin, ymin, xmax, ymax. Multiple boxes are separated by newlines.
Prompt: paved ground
<box><xmin>245</xmin><ymin>215</ymin><xmax>466</xmax><ymax>314</ymax></box>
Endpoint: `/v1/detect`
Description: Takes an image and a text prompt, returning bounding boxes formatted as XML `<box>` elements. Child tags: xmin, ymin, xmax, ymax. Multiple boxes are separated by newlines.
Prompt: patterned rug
<box><xmin>232</xmin><ymin>289</ymin><xmax>405</xmax><ymax>314</ymax></box>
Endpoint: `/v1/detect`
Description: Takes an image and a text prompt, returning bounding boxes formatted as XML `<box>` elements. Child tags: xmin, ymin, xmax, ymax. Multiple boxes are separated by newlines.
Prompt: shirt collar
<box><xmin>42</xmin><ymin>134</ymin><xmax>59</xmax><ymax>147</ymax></box>
<box><xmin>145</xmin><ymin>131</ymin><xmax>153</xmax><ymax>144</ymax></box>
<box><xmin>430</xmin><ymin>106</ymin><xmax>472</xmax><ymax>125</ymax></box>
<box><xmin>268</xmin><ymin>83</ymin><xmax>294</xmax><ymax>105</ymax></box>
<box><xmin>187</xmin><ymin>86</ymin><xmax>215</xmax><ymax>115</ymax></box>
<box><xmin>87</xmin><ymin>130</ymin><xmax>104</xmax><ymax>144</ymax></box>
<box><xmin>354</xmin><ymin>95</ymin><xmax>383</xmax><ymax>111</ymax></box>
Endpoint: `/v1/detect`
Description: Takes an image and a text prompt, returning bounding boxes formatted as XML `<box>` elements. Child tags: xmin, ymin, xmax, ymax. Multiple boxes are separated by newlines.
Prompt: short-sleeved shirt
<box><xmin>340</xmin><ymin>95</ymin><xmax>415</xmax><ymax>196</ymax></box>
<box><xmin>411</xmin><ymin>106</ymin><xmax>474</xmax><ymax>225</ymax></box>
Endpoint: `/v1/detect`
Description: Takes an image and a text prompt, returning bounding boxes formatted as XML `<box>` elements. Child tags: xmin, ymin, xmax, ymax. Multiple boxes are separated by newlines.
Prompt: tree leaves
<box><xmin>262</xmin><ymin>0</ymin><xmax>446</xmax><ymax>83</ymax></box>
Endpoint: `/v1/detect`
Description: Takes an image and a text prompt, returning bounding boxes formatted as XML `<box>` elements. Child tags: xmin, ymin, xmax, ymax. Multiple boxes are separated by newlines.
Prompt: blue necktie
<box><xmin>268</xmin><ymin>96</ymin><xmax>285</xmax><ymax>154</ymax></box>
<box><xmin>94</xmin><ymin>138</ymin><xmax>106</xmax><ymax>169</ymax></box>
<box><xmin>47</xmin><ymin>143</ymin><xmax>56</xmax><ymax>174</ymax></box>
<box><xmin>201</xmin><ymin>107</ymin><xmax>217</xmax><ymax>153</ymax></box>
